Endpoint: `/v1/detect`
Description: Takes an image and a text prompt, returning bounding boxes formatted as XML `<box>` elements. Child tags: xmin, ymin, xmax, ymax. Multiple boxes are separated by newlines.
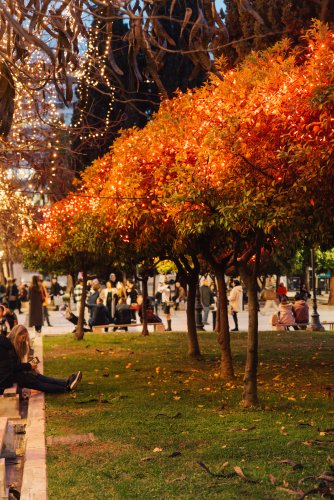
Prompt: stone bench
<box><xmin>92</xmin><ymin>322</ymin><xmax>165</xmax><ymax>333</ymax></box>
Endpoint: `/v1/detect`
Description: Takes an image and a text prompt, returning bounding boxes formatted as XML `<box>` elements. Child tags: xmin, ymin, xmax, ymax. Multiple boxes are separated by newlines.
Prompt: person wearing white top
<box><xmin>229</xmin><ymin>280</ymin><xmax>243</xmax><ymax>331</ymax></box>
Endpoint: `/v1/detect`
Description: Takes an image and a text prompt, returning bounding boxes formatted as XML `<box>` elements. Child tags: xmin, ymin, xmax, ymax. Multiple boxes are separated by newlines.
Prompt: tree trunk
<box><xmin>328</xmin><ymin>273</ymin><xmax>334</xmax><ymax>305</ymax></box>
<box><xmin>141</xmin><ymin>275</ymin><xmax>149</xmax><ymax>336</ymax></box>
<box><xmin>186</xmin><ymin>277</ymin><xmax>201</xmax><ymax>358</ymax></box>
<box><xmin>216</xmin><ymin>271</ymin><xmax>235</xmax><ymax>380</ymax></box>
<box><xmin>241</xmin><ymin>272</ymin><xmax>259</xmax><ymax>407</ymax></box>
<box><xmin>75</xmin><ymin>270</ymin><xmax>87</xmax><ymax>340</ymax></box>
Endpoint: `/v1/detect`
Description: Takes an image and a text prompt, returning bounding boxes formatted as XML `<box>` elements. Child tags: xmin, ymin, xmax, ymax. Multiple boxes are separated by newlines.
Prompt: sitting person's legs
<box><xmin>14</xmin><ymin>371</ymin><xmax>82</xmax><ymax>393</ymax></box>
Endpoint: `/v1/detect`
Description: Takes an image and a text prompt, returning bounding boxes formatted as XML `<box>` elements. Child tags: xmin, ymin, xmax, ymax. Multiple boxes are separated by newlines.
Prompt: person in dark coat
<box><xmin>6</xmin><ymin>278</ymin><xmax>19</xmax><ymax>312</ymax></box>
<box><xmin>300</xmin><ymin>284</ymin><xmax>311</xmax><ymax>302</ymax></box>
<box><xmin>86</xmin><ymin>279</ymin><xmax>100</xmax><ymax>323</ymax></box>
<box><xmin>0</xmin><ymin>325</ymin><xmax>82</xmax><ymax>394</ymax></box>
<box><xmin>28</xmin><ymin>276</ymin><xmax>44</xmax><ymax>333</ymax></box>
<box><xmin>89</xmin><ymin>298</ymin><xmax>110</xmax><ymax>330</ymax></box>
<box><xmin>113</xmin><ymin>298</ymin><xmax>132</xmax><ymax>331</ymax></box>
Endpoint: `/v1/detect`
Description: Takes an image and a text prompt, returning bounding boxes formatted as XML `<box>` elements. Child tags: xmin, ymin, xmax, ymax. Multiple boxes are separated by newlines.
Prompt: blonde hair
<box><xmin>8</xmin><ymin>325</ymin><xmax>30</xmax><ymax>361</ymax></box>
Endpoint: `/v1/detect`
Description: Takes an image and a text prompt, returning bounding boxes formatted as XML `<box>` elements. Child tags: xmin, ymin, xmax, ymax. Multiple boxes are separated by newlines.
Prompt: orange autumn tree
<box><xmin>81</xmin><ymin>128</ymin><xmax>204</xmax><ymax>354</ymax></box>
<box><xmin>158</xmin><ymin>22</ymin><xmax>334</xmax><ymax>405</ymax></box>
<box><xmin>22</xmin><ymin>193</ymin><xmax>114</xmax><ymax>339</ymax></box>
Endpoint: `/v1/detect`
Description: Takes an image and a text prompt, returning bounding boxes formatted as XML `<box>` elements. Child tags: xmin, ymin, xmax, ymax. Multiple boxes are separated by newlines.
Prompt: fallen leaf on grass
<box><xmin>229</xmin><ymin>426</ymin><xmax>256</xmax><ymax>432</ymax></box>
<box><xmin>319</xmin><ymin>428</ymin><xmax>334</xmax><ymax>435</ymax></box>
<box><xmin>197</xmin><ymin>462</ymin><xmax>257</xmax><ymax>483</ymax></box>
<box><xmin>141</xmin><ymin>456</ymin><xmax>157</xmax><ymax>462</ymax></box>
<box><xmin>280</xmin><ymin>427</ymin><xmax>288</xmax><ymax>435</ymax></box>
<box><xmin>317</xmin><ymin>473</ymin><xmax>334</xmax><ymax>482</ymax></box>
<box><xmin>269</xmin><ymin>474</ymin><xmax>277</xmax><ymax>484</ymax></box>
<box><xmin>276</xmin><ymin>486</ymin><xmax>305</xmax><ymax>496</ymax></box>
<box><xmin>278</xmin><ymin>459</ymin><xmax>303</xmax><ymax>470</ymax></box>
<box><xmin>303</xmin><ymin>439</ymin><xmax>334</xmax><ymax>447</ymax></box>
<box><xmin>153</xmin><ymin>447</ymin><xmax>163</xmax><ymax>453</ymax></box>
<box><xmin>234</xmin><ymin>466</ymin><xmax>257</xmax><ymax>483</ymax></box>
<box><xmin>197</xmin><ymin>461</ymin><xmax>233</xmax><ymax>478</ymax></box>
<box><xmin>102</xmin><ymin>373</ymin><xmax>109</xmax><ymax>377</ymax></box>
<box><xmin>165</xmin><ymin>475</ymin><xmax>186</xmax><ymax>483</ymax></box>
<box><xmin>75</xmin><ymin>398</ymin><xmax>112</xmax><ymax>404</ymax></box>
<box><xmin>155</xmin><ymin>412</ymin><xmax>182</xmax><ymax>419</ymax></box>
<box><xmin>168</xmin><ymin>451</ymin><xmax>182</xmax><ymax>458</ymax></box>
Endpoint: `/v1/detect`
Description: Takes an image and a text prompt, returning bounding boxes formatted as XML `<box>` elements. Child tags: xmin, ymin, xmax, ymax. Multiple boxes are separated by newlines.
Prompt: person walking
<box><xmin>42</xmin><ymin>280</ymin><xmax>52</xmax><ymax>327</ymax></box>
<box><xmin>229</xmin><ymin>280</ymin><xmax>243</xmax><ymax>331</ymax></box>
<box><xmin>260</xmin><ymin>279</ymin><xmax>278</xmax><ymax>315</ymax></box>
<box><xmin>28</xmin><ymin>276</ymin><xmax>44</xmax><ymax>334</ymax></box>
<box><xmin>158</xmin><ymin>280</ymin><xmax>172</xmax><ymax>331</ymax></box>
<box><xmin>172</xmin><ymin>282</ymin><xmax>187</xmax><ymax>311</ymax></box>
<box><xmin>0</xmin><ymin>325</ymin><xmax>82</xmax><ymax>394</ymax></box>
<box><xmin>200</xmin><ymin>279</ymin><xmax>212</xmax><ymax>325</ymax></box>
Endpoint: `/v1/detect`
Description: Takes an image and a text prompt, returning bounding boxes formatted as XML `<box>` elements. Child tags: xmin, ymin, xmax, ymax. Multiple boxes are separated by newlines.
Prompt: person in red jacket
<box><xmin>277</xmin><ymin>282</ymin><xmax>287</xmax><ymax>302</ymax></box>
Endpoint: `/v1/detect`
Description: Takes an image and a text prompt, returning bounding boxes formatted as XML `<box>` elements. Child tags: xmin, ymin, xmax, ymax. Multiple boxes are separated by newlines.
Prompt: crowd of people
<box><xmin>0</xmin><ymin>272</ymin><xmax>315</xmax><ymax>336</ymax></box>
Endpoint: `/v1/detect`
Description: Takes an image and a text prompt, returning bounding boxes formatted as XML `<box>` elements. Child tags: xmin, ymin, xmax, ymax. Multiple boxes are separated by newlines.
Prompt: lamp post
<box><xmin>195</xmin><ymin>282</ymin><xmax>204</xmax><ymax>330</ymax></box>
<box><xmin>310</xmin><ymin>247</ymin><xmax>324</xmax><ymax>331</ymax></box>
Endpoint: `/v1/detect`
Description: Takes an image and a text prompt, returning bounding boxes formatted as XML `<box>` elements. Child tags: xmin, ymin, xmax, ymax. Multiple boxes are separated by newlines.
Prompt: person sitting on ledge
<box><xmin>0</xmin><ymin>325</ymin><xmax>82</xmax><ymax>394</ymax></box>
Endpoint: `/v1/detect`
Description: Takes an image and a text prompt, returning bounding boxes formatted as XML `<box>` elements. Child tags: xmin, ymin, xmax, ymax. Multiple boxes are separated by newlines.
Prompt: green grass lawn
<box><xmin>43</xmin><ymin>330</ymin><xmax>334</xmax><ymax>499</ymax></box>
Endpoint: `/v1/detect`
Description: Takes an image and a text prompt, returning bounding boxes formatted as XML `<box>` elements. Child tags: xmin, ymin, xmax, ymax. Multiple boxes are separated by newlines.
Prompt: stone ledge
<box><xmin>20</xmin><ymin>336</ymin><xmax>47</xmax><ymax>500</ymax></box>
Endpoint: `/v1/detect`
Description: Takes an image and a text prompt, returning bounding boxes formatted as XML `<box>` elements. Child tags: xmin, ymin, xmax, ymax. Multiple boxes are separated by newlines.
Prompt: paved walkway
<box><xmin>17</xmin><ymin>297</ymin><xmax>334</xmax><ymax>336</ymax></box>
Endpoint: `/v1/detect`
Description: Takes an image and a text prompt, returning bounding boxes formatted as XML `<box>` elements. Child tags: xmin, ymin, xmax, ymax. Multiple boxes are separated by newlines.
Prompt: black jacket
<box><xmin>115</xmin><ymin>304</ymin><xmax>132</xmax><ymax>325</ymax></box>
<box><xmin>0</xmin><ymin>336</ymin><xmax>32</xmax><ymax>390</ymax></box>
<box><xmin>90</xmin><ymin>304</ymin><xmax>109</xmax><ymax>326</ymax></box>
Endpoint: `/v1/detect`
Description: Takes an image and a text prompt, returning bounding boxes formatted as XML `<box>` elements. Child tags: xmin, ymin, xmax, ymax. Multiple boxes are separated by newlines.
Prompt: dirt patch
<box><xmin>67</xmin><ymin>440</ymin><xmax>135</xmax><ymax>459</ymax></box>
<box><xmin>47</xmin><ymin>433</ymin><xmax>96</xmax><ymax>446</ymax></box>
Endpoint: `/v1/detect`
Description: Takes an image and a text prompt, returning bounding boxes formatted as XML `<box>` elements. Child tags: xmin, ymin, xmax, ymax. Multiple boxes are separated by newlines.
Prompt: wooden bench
<box><xmin>92</xmin><ymin>323</ymin><xmax>165</xmax><ymax>333</ymax></box>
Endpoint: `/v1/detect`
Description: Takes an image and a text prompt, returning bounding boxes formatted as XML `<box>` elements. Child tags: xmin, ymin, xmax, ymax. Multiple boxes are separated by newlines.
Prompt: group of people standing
<box><xmin>72</xmin><ymin>275</ymin><xmax>141</xmax><ymax>330</ymax></box>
